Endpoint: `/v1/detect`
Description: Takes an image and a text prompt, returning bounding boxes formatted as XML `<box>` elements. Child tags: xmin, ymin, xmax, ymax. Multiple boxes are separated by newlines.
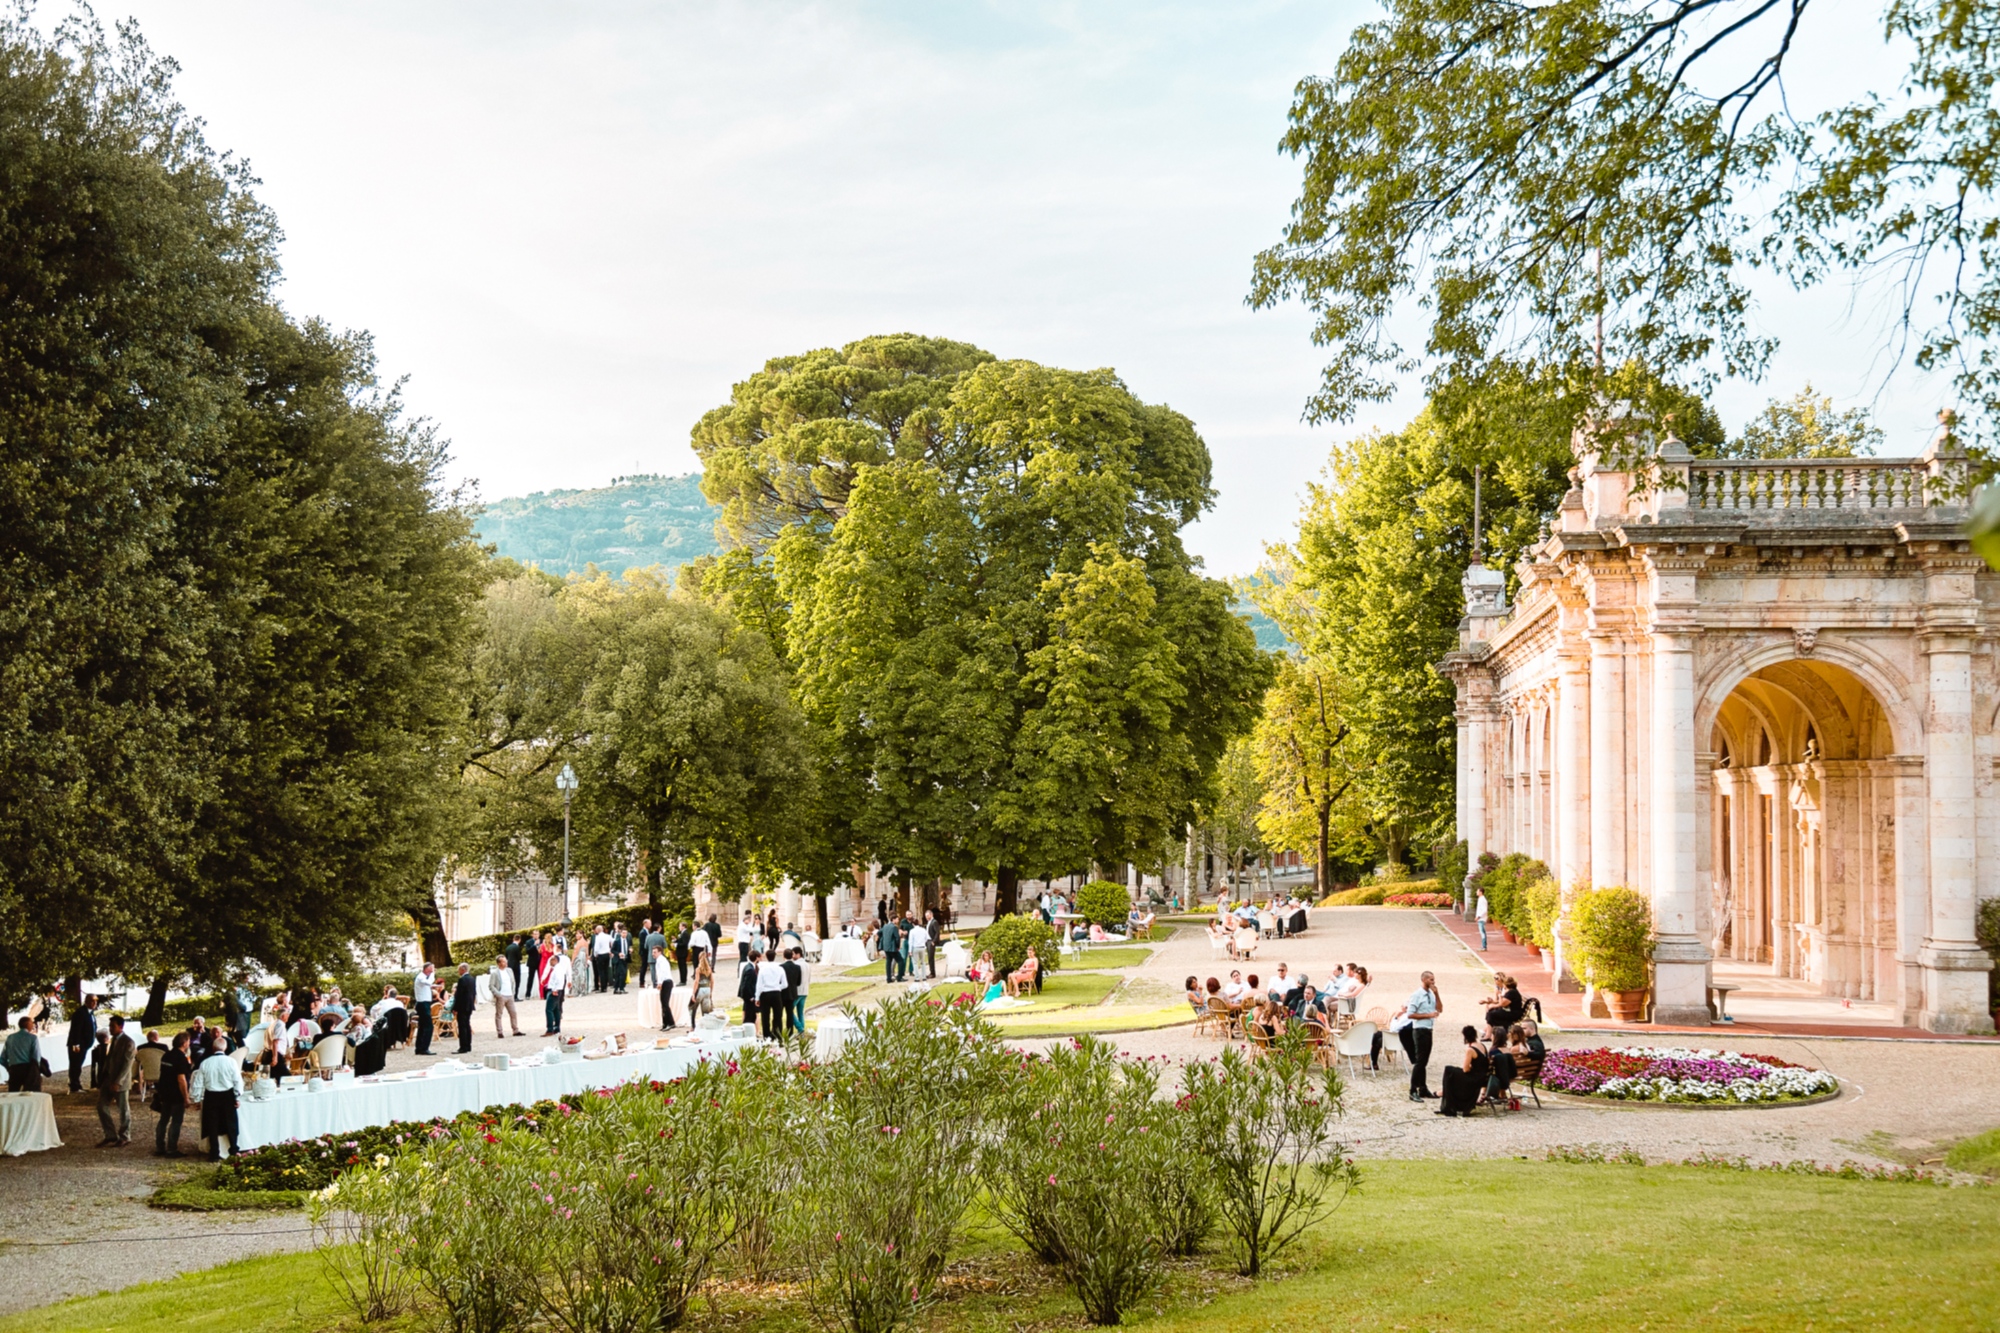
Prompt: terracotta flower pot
<box><xmin>1501</xmin><ymin>927</ymin><xmax>1517</xmax><ymax>944</ymax></box>
<box><xmin>1606</xmin><ymin>989</ymin><xmax>1649</xmax><ymax>1022</ymax></box>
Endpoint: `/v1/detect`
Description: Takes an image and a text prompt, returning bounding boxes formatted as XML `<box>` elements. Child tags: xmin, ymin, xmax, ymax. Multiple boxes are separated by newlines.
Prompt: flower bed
<box><xmin>1384</xmin><ymin>892</ymin><xmax>1456</xmax><ymax>908</ymax></box>
<box><xmin>1540</xmin><ymin>1046</ymin><xmax>1838</xmax><ymax>1104</ymax></box>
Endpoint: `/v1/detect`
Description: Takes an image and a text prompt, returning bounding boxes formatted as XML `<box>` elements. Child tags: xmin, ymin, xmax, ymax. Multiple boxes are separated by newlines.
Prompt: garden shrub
<box><xmin>1382</xmin><ymin>892</ymin><xmax>1455</xmax><ymax>908</ymax></box>
<box><xmin>976</xmin><ymin>913</ymin><xmax>1063</xmax><ymax>976</ymax></box>
<box><xmin>793</xmin><ymin>993</ymin><xmax>1010</xmax><ymax>1333</ymax></box>
<box><xmin>986</xmin><ymin>1036</ymin><xmax>1184</xmax><ymax>1324</ymax></box>
<box><xmin>1524</xmin><ymin>876</ymin><xmax>1562</xmax><ymax>950</ymax></box>
<box><xmin>310</xmin><ymin>1152</ymin><xmax>416</xmax><ymax>1322</ymax></box>
<box><xmin>1462</xmin><ymin>851</ymin><xmax>1500</xmax><ymax>912</ymax></box>
<box><xmin>1319</xmin><ymin>884</ymin><xmax>1386</xmax><ymax>907</ymax></box>
<box><xmin>1977</xmin><ymin>896</ymin><xmax>2000</xmax><ymax>1011</ymax></box>
<box><xmin>1074</xmin><ymin>880</ymin><xmax>1133</xmax><ymax>928</ymax></box>
<box><xmin>1436</xmin><ymin>839</ymin><xmax>1469</xmax><ymax>909</ymax></box>
<box><xmin>1480</xmin><ymin>853</ymin><xmax>1547</xmax><ymax>936</ymax></box>
<box><xmin>393</xmin><ymin>1126</ymin><xmax>537</xmax><ymax>1333</ymax></box>
<box><xmin>1177</xmin><ymin>1029</ymin><xmax>1360</xmax><ymax>1277</ymax></box>
<box><xmin>1571</xmin><ymin>886</ymin><xmax>1655</xmax><ymax>992</ymax></box>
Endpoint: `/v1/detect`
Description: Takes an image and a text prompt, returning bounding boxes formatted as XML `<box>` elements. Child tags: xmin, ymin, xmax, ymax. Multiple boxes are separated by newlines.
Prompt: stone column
<box><xmin>1587</xmin><ymin>633</ymin><xmax>1626</xmax><ymax>887</ymax></box>
<box><xmin>1888</xmin><ymin>755</ymin><xmax>1927</xmax><ymax>1022</ymax></box>
<box><xmin>1919</xmin><ymin>633</ymin><xmax>1997</xmax><ymax>1032</ymax></box>
<box><xmin>1650</xmin><ymin>630</ymin><xmax>1711</xmax><ymax>1023</ymax></box>
<box><xmin>1550</xmin><ymin>649</ymin><xmax>1591</xmax><ymax>990</ymax></box>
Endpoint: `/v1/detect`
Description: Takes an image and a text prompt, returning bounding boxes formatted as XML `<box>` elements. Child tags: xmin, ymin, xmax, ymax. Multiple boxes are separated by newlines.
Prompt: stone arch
<box><xmin>1704</xmin><ymin>653</ymin><xmax>1902</xmax><ymax>1001</ymax></box>
<box><xmin>1695</xmin><ymin>637</ymin><xmax>1919</xmax><ymax>759</ymax></box>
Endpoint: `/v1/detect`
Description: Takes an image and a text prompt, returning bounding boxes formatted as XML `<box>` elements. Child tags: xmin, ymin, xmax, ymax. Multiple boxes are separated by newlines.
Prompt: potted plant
<box><xmin>1525</xmin><ymin>876</ymin><xmax>1562</xmax><ymax>961</ymax></box>
<box><xmin>1571</xmin><ymin>886</ymin><xmax>1654</xmax><ymax>1021</ymax></box>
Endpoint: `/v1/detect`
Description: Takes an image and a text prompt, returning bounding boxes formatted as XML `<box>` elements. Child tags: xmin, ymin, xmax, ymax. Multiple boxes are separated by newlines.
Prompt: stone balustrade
<box><xmin>1686</xmin><ymin>458</ymin><xmax>1947</xmax><ymax>515</ymax></box>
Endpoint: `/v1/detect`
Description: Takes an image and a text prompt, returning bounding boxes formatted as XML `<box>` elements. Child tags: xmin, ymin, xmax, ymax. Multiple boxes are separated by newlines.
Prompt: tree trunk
<box><xmin>63</xmin><ymin>976</ymin><xmax>81</xmax><ymax>1005</ymax></box>
<box><xmin>894</xmin><ymin>868</ymin><xmax>912</xmax><ymax>917</ymax></box>
<box><xmin>922</xmin><ymin>876</ymin><xmax>941</xmax><ymax>917</ymax></box>
<box><xmin>814</xmin><ymin>892</ymin><xmax>829</xmax><ymax>937</ymax></box>
<box><xmin>645</xmin><ymin>854</ymin><xmax>662</xmax><ymax>913</ymax></box>
<box><xmin>1315</xmin><ymin>802</ymin><xmax>1332</xmax><ymax>898</ymax></box>
<box><xmin>994</xmin><ymin>865</ymin><xmax>1019</xmax><ymax>917</ymax></box>
<box><xmin>141</xmin><ymin>975</ymin><xmax>170</xmax><ymax>1027</ymax></box>
<box><xmin>410</xmin><ymin>891</ymin><xmax>456</xmax><ymax>969</ymax></box>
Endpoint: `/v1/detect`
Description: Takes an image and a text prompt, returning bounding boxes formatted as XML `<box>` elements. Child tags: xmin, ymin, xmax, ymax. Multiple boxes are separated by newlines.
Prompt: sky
<box><xmin>80</xmin><ymin>0</ymin><xmax>1956</xmax><ymax>577</ymax></box>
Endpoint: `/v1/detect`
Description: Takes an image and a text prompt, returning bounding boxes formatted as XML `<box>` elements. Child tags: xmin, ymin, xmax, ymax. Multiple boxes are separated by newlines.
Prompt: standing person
<box><xmin>879</xmin><ymin>915</ymin><xmax>903</xmax><ymax>984</ymax></box>
<box><xmin>790</xmin><ymin>947</ymin><xmax>812</xmax><ymax>1032</ymax></box>
<box><xmin>876</xmin><ymin>894</ymin><xmax>889</xmax><ymax>925</ymax></box>
<box><xmin>636</xmin><ymin>918</ymin><xmax>655</xmax><ymax>987</ymax></box>
<box><xmin>2</xmin><ymin>1016</ymin><xmax>45</xmax><ymax>1091</ymax></box>
<box><xmin>190</xmin><ymin>1032</ymin><xmax>243</xmax><ymax>1160</ymax></box>
<box><xmin>541</xmin><ymin>940</ymin><xmax>572</xmax><ymax>1036</ymax></box>
<box><xmin>1391</xmin><ymin>971</ymin><xmax>1443</xmax><ymax>1102</ymax></box>
<box><xmin>702</xmin><ymin>913</ymin><xmax>723</xmax><ymax>961</ymax></box>
<box><xmin>521</xmin><ymin>932</ymin><xmax>543</xmax><ymax>1001</ymax></box>
<box><xmin>612</xmin><ymin>924</ymin><xmax>632</xmax><ymax>994</ymax></box>
<box><xmin>1475</xmin><ymin>889</ymin><xmax>1490</xmax><ymax>951</ymax></box>
<box><xmin>905</xmin><ymin>915</ymin><xmax>930</xmax><ymax>981</ymax></box>
<box><xmin>591</xmin><ymin>923</ymin><xmax>614</xmax><ymax>993</ymax></box>
<box><xmin>671</xmin><ymin>922</ymin><xmax>691</xmax><ymax>986</ymax></box>
<box><xmin>489</xmin><ymin>955</ymin><xmax>523</xmax><ymax>1038</ymax></box>
<box><xmin>411</xmin><ymin>962</ymin><xmax>437</xmax><ymax>1056</ymax></box>
<box><xmin>96</xmin><ymin>1016</ymin><xmax>136</xmax><ymax>1147</ymax></box>
<box><xmin>653</xmin><ymin>946</ymin><xmax>675</xmax><ymax>1032</ymax></box>
<box><xmin>219</xmin><ymin>983</ymin><xmax>244</xmax><ymax>1049</ymax></box>
<box><xmin>922</xmin><ymin>909</ymin><xmax>940</xmax><ymax>979</ymax></box>
<box><xmin>737</xmin><ymin>948</ymin><xmax>762</xmax><ymax>1028</ymax></box>
<box><xmin>780</xmin><ymin>948</ymin><xmax>804</xmax><ymax>1035</ymax></box>
<box><xmin>66</xmin><ymin>994</ymin><xmax>100</xmax><ymax>1094</ymax></box>
<box><xmin>687</xmin><ymin>921</ymin><xmax>712</xmax><ymax>987</ymax></box>
<box><xmin>755</xmin><ymin>949</ymin><xmax>788</xmax><ymax>1040</ymax></box>
<box><xmin>691</xmin><ymin>953</ymin><xmax>714</xmax><ymax>1022</ymax></box>
<box><xmin>153</xmin><ymin>1030</ymin><xmax>192</xmax><ymax>1157</ymax></box>
<box><xmin>734</xmin><ymin>915</ymin><xmax>755</xmax><ymax>965</ymax></box>
<box><xmin>505</xmin><ymin>934</ymin><xmax>525</xmax><ymax>993</ymax></box>
<box><xmin>450</xmin><ymin>963</ymin><xmax>479</xmax><ymax>1054</ymax></box>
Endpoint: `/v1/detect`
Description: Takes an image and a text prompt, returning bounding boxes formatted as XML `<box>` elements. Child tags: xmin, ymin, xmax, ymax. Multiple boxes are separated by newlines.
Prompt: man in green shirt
<box><xmin>1</xmin><ymin>1016</ymin><xmax>44</xmax><ymax>1092</ymax></box>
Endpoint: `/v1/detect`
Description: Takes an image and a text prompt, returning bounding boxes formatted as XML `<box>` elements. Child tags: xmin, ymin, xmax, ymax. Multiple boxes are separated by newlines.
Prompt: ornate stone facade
<box><xmin>1442</xmin><ymin>419</ymin><xmax>1997</xmax><ymax>1033</ymax></box>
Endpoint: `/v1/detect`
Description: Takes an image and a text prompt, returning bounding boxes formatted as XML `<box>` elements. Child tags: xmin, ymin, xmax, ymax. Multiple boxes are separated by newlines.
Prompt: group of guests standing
<box><xmin>872</xmin><ymin>910</ymin><xmax>942</xmax><ymax>983</ymax></box>
<box><xmin>734</xmin><ymin>944</ymin><xmax>813</xmax><ymax>1039</ymax></box>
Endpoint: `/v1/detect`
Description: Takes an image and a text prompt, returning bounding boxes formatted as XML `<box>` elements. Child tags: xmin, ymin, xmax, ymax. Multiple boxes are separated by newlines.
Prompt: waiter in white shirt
<box><xmin>541</xmin><ymin>946</ymin><xmax>572</xmax><ymax>1036</ymax></box>
<box><xmin>754</xmin><ymin>952</ymin><xmax>788</xmax><ymax>1041</ymax></box>
<box><xmin>411</xmin><ymin>962</ymin><xmax>437</xmax><ymax>1055</ymax></box>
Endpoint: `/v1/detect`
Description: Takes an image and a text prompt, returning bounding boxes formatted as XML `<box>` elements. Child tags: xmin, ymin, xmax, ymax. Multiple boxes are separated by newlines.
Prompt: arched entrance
<box><xmin>1708</xmin><ymin>659</ymin><xmax>1899</xmax><ymax>1000</ymax></box>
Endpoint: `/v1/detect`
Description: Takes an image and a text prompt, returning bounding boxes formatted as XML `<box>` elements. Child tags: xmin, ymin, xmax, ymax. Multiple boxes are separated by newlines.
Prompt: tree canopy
<box><xmin>1251</xmin><ymin>0</ymin><xmax>2000</xmax><ymax>445</ymax></box>
<box><xmin>693</xmin><ymin>341</ymin><xmax>1271</xmax><ymax>913</ymax></box>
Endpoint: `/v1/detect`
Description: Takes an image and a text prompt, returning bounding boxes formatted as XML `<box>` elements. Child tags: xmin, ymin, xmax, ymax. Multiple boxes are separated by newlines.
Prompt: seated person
<box><xmin>1232</xmin><ymin>923</ymin><xmax>1260</xmax><ymax>956</ymax></box>
<box><xmin>1003</xmin><ymin>948</ymin><xmax>1041</xmax><ymax>998</ymax></box>
<box><xmin>1220</xmin><ymin>970</ymin><xmax>1251</xmax><ymax>1012</ymax></box>
<box><xmin>1185</xmin><ymin>975</ymin><xmax>1203</xmax><ymax>1009</ymax></box>
<box><xmin>1251</xmin><ymin>997</ymin><xmax>1288</xmax><ymax>1041</ymax></box>
<box><xmin>369</xmin><ymin>984</ymin><xmax>406</xmax><ymax>1022</ymax></box>
<box><xmin>1435</xmin><ymin>1025</ymin><xmax>1490</xmax><ymax>1117</ymax></box>
<box><xmin>968</xmin><ymin>951</ymin><xmax>997</xmax><ymax>985</ymax></box>
<box><xmin>1517</xmin><ymin>1019</ymin><xmax>1546</xmax><ymax>1062</ymax></box>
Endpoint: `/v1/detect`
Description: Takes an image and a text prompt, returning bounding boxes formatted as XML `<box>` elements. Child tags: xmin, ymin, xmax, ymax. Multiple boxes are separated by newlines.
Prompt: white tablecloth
<box><xmin>0</xmin><ymin>1093</ymin><xmax>61</xmax><ymax>1156</ymax></box>
<box><xmin>821</xmin><ymin>937</ymin><xmax>869</xmax><ymax>968</ymax></box>
<box><xmin>233</xmin><ymin>1040</ymin><xmax>745</xmax><ymax>1150</ymax></box>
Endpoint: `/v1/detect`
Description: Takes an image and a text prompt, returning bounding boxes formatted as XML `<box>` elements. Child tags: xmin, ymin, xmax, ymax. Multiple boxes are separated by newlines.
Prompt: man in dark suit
<box><xmin>611</xmin><ymin>925</ymin><xmax>631</xmax><ymax>994</ymax></box>
<box><xmin>451</xmin><ymin>963</ymin><xmax>479</xmax><ymax>1054</ymax></box>
<box><xmin>780</xmin><ymin>948</ymin><xmax>804</xmax><ymax>1035</ymax></box>
<box><xmin>703</xmin><ymin>913</ymin><xmax>722</xmax><ymax>957</ymax></box>
<box><xmin>671</xmin><ymin>923</ymin><xmax>690</xmax><ymax>986</ymax></box>
<box><xmin>522</xmin><ymin>932</ymin><xmax>543</xmax><ymax>1001</ymax></box>
<box><xmin>96</xmin><ymin>1015</ymin><xmax>136</xmax><ymax>1146</ymax></box>
<box><xmin>504</xmin><ymin>934</ymin><xmax>524</xmax><ymax>992</ymax></box>
<box><xmin>66</xmin><ymin>994</ymin><xmax>100</xmax><ymax>1094</ymax></box>
<box><xmin>737</xmin><ymin>949</ymin><xmax>761</xmax><ymax>1027</ymax></box>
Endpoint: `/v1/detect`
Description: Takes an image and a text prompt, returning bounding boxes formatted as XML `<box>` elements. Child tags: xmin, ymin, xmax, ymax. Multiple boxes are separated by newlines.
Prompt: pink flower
<box><xmin>1047</xmin><ymin>1174</ymin><xmax>1058</xmax><ymax>1185</ymax></box>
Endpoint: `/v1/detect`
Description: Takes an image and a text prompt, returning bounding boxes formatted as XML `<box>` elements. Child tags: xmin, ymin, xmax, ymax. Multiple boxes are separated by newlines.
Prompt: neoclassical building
<box><xmin>1442</xmin><ymin>418</ymin><xmax>1996</xmax><ymax>1033</ymax></box>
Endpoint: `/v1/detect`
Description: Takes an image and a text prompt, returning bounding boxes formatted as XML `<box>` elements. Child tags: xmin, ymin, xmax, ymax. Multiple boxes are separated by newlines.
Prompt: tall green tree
<box><xmin>697</xmin><ymin>341</ymin><xmax>1271</xmax><ymax>915</ymax></box>
<box><xmin>1251</xmin><ymin>659</ymin><xmax>1369</xmax><ymax>896</ymax></box>
<box><xmin>1252</xmin><ymin>0</ymin><xmax>2000</xmax><ymax>445</ymax></box>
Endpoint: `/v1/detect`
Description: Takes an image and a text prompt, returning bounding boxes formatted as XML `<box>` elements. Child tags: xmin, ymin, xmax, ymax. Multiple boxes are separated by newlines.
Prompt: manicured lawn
<box><xmin>1065</xmin><ymin>945</ymin><xmax>1152</xmax><ymax>969</ymax></box>
<box><xmin>986</xmin><ymin>1002</ymin><xmax>1194</xmax><ymax>1039</ymax></box>
<box><xmin>926</xmin><ymin>972</ymin><xmax>1121</xmax><ymax>1013</ymax></box>
<box><xmin>16</xmin><ymin>1159</ymin><xmax>2000</xmax><ymax>1331</ymax></box>
<box><xmin>802</xmin><ymin>979</ymin><xmax>869</xmax><ymax>1010</ymax></box>
<box><xmin>1945</xmin><ymin>1125</ymin><xmax>2000</xmax><ymax>1176</ymax></box>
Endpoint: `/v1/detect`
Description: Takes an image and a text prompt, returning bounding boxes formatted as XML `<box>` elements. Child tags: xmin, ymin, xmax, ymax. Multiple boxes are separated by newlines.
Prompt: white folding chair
<box><xmin>309</xmin><ymin>1033</ymin><xmax>348</xmax><ymax>1075</ymax></box>
<box><xmin>1336</xmin><ymin>1021</ymin><xmax>1379</xmax><ymax>1078</ymax></box>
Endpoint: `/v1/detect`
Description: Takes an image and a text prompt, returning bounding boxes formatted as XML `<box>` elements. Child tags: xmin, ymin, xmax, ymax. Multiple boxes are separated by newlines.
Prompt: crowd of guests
<box><xmin>1186</xmin><ymin>961</ymin><xmax>1371</xmax><ymax>1035</ymax></box>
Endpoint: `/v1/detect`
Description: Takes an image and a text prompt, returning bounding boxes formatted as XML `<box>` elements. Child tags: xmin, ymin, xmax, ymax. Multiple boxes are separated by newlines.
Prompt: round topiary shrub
<box><xmin>1074</xmin><ymin>880</ymin><xmax>1132</xmax><ymax>928</ymax></box>
<box><xmin>975</xmin><ymin>914</ymin><xmax>1063</xmax><ymax>976</ymax></box>
<box><xmin>1571</xmin><ymin>886</ymin><xmax>1654</xmax><ymax>993</ymax></box>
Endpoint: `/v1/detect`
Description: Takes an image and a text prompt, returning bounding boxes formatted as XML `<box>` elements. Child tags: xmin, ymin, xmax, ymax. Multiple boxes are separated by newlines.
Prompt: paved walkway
<box><xmin>1044</xmin><ymin>906</ymin><xmax>2000</xmax><ymax>1172</ymax></box>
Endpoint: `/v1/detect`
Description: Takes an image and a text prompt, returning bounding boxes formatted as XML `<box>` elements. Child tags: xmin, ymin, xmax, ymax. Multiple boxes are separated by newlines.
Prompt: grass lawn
<box><xmin>925</xmin><ymin>971</ymin><xmax>1121</xmax><ymax>1013</ymax></box>
<box><xmin>985</xmin><ymin>1002</ymin><xmax>1194</xmax><ymax>1039</ymax></box>
<box><xmin>16</xmin><ymin>1159</ymin><xmax>2000</xmax><ymax>1332</ymax></box>
<box><xmin>802</xmin><ymin>979</ymin><xmax>869</xmax><ymax>1010</ymax></box>
<box><xmin>1065</xmin><ymin>945</ymin><xmax>1152</xmax><ymax>969</ymax></box>
<box><xmin>149</xmin><ymin>1167</ymin><xmax>304</xmax><ymax>1212</ymax></box>
<box><xmin>1945</xmin><ymin>1126</ymin><xmax>2000</xmax><ymax>1176</ymax></box>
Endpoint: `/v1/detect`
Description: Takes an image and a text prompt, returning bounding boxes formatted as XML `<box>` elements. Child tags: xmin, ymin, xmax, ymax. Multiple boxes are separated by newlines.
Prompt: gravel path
<box><xmin>1032</xmin><ymin>906</ymin><xmax>2000</xmax><ymax>1170</ymax></box>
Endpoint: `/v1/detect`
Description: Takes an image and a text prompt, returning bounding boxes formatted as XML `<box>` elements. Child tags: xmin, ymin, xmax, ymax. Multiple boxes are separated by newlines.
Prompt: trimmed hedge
<box><xmin>1074</xmin><ymin>880</ymin><xmax>1132</xmax><ymax>928</ymax></box>
<box><xmin>1383</xmin><ymin>892</ymin><xmax>1455</xmax><ymax>908</ymax></box>
<box><xmin>973</xmin><ymin>914</ymin><xmax>1063</xmax><ymax>976</ymax></box>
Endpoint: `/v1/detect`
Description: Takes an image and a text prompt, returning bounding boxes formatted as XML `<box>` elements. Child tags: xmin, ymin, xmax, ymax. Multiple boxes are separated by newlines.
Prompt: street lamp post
<box><xmin>557</xmin><ymin>763</ymin><xmax>579</xmax><ymax>926</ymax></box>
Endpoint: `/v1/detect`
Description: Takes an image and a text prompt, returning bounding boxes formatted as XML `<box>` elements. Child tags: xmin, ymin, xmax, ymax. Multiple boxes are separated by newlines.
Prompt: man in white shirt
<box><xmin>369</xmin><ymin>984</ymin><xmax>405</xmax><ymax>1022</ymax></box>
<box><xmin>905</xmin><ymin>918</ymin><xmax>930</xmax><ymax>980</ymax></box>
<box><xmin>591</xmin><ymin>926</ymin><xmax>614</xmax><ymax>993</ymax></box>
<box><xmin>541</xmin><ymin>948</ymin><xmax>572</xmax><ymax>1036</ymax></box>
<box><xmin>754</xmin><ymin>952</ymin><xmax>788</xmax><ymax>1041</ymax></box>
<box><xmin>412</xmin><ymin>963</ymin><xmax>437</xmax><ymax>1055</ymax></box>
<box><xmin>488</xmin><ymin>955</ymin><xmax>523</xmax><ymax>1038</ymax></box>
<box><xmin>1221</xmin><ymin>970</ymin><xmax>1251</xmax><ymax>1008</ymax></box>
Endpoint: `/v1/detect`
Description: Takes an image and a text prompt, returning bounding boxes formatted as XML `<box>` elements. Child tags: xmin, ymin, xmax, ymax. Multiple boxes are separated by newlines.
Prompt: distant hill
<box><xmin>474</xmin><ymin>473</ymin><xmax>723</xmax><ymax>578</ymax></box>
<box><xmin>1234</xmin><ymin>597</ymin><xmax>1293</xmax><ymax>652</ymax></box>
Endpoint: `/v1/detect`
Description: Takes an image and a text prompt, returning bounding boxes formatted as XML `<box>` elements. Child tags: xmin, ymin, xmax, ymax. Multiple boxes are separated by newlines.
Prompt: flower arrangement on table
<box><xmin>1540</xmin><ymin>1046</ymin><xmax>1838</xmax><ymax>1104</ymax></box>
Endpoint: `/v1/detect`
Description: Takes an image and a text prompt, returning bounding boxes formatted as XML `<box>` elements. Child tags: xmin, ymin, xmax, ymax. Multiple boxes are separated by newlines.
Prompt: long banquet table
<box><xmin>232</xmin><ymin>1039</ymin><xmax>747</xmax><ymax>1151</ymax></box>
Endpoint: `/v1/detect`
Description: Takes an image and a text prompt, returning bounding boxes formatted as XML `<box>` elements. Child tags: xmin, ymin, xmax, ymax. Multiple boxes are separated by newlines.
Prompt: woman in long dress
<box><xmin>1435</xmin><ymin>1026</ymin><xmax>1490</xmax><ymax>1117</ymax></box>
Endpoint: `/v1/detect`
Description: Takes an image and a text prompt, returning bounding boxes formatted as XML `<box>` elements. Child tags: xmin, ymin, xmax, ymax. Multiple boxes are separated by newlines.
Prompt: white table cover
<box><xmin>233</xmin><ymin>1040</ymin><xmax>744</xmax><ymax>1151</ymax></box>
<box><xmin>0</xmin><ymin>1092</ymin><xmax>61</xmax><ymax>1156</ymax></box>
<box><xmin>821</xmin><ymin>937</ymin><xmax>869</xmax><ymax>969</ymax></box>
<box><xmin>812</xmin><ymin>1012</ymin><xmax>856</xmax><ymax>1063</ymax></box>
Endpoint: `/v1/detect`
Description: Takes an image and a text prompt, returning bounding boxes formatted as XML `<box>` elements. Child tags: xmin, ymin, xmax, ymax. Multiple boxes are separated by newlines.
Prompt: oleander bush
<box><xmin>1571</xmin><ymin>886</ymin><xmax>1656</xmax><ymax>993</ymax></box>
<box><xmin>1382</xmin><ymin>892</ymin><xmax>1455</xmax><ymax>908</ymax></box>
<box><xmin>1074</xmin><ymin>880</ymin><xmax>1133</xmax><ymax>928</ymax></box>
<box><xmin>1524</xmin><ymin>876</ymin><xmax>1563</xmax><ymax>950</ymax></box>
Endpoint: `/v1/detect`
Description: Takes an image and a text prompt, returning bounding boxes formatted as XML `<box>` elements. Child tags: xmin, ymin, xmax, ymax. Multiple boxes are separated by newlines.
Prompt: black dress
<box><xmin>1438</xmin><ymin>1047</ymin><xmax>1491</xmax><ymax>1116</ymax></box>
